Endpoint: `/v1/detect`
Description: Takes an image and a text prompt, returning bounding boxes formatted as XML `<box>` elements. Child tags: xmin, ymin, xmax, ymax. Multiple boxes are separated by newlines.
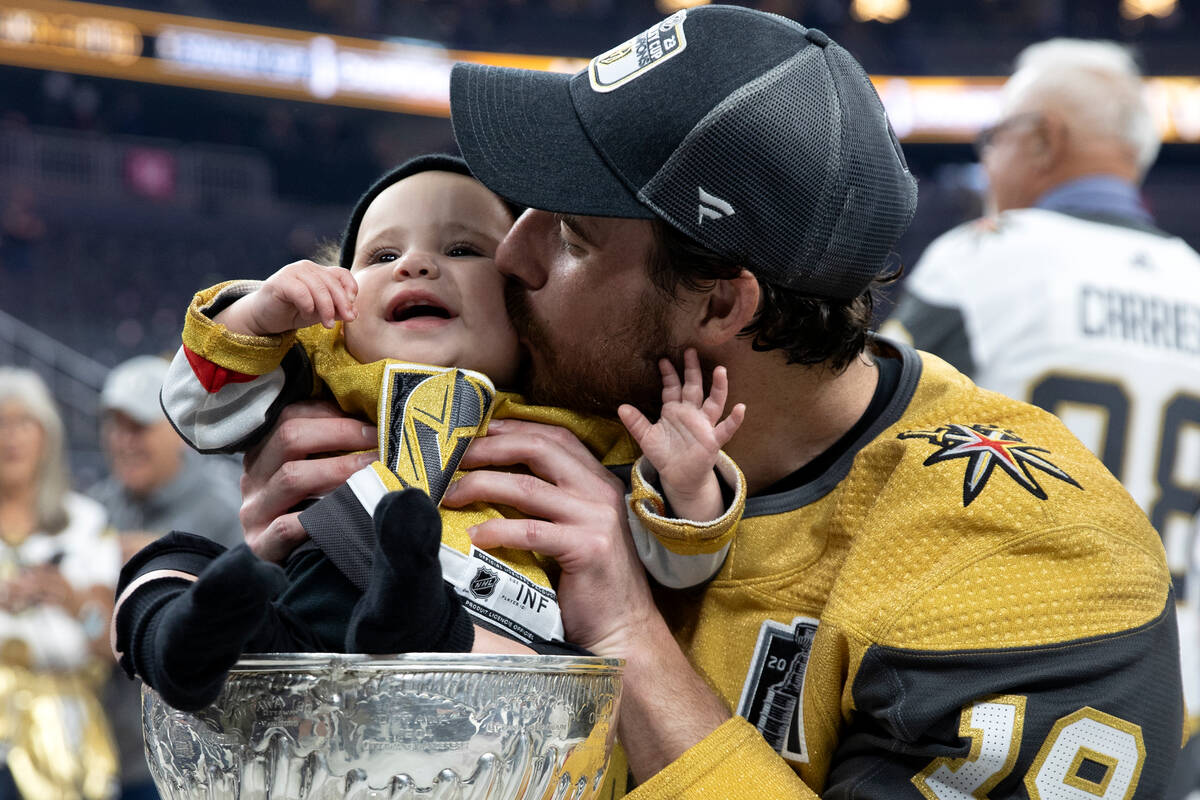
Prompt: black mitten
<box><xmin>345</xmin><ymin>489</ymin><xmax>474</xmax><ymax>654</ymax></box>
<box><xmin>135</xmin><ymin>544</ymin><xmax>290</xmax><ymax>711</ymax></box>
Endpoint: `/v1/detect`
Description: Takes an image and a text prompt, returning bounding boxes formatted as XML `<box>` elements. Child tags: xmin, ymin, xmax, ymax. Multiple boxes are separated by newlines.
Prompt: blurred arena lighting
<box><xmin>0</xmin><ymin>0</ymin><xmax>586</xmax><ymax>116</ymax></box>
<box><xmin>850</xmin><ymin>0</ymin><xmax>911</xmax><ymax>24</ymax></box>
<box><xmin>1120</xmin><ymin>0</ymin><xmax>1178</xmax><ymax>19</ymax></box>
<box><xmin>2</xmin><ymin>0</ymin><xmax>1199</xmax><ymax>145</ymax></box>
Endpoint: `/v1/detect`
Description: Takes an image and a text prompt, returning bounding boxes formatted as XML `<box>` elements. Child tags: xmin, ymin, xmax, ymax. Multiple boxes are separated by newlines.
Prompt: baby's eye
<box><xmin>375</xmin><ymin>252</ymin><xmax>398</xmax><ymax>263</ymax></box>
<box><xmin>447</xmin><ymin>244</ymin><xmax>485</xmax><ymax>258</ymax></box>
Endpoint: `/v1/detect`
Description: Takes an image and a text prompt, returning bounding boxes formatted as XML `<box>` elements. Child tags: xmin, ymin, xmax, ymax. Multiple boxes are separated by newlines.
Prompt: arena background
<box><xmin>0</xmin><ymin>0</ymin><xmax>1197</xmax><ymax>485</ymax></box>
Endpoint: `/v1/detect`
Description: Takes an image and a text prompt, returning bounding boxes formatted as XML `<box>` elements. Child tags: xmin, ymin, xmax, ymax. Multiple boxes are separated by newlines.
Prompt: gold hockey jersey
<box><xmin>626</xmin><ymin>340</ymin><xmax>1179</xmax><ymax>799</ymax></box>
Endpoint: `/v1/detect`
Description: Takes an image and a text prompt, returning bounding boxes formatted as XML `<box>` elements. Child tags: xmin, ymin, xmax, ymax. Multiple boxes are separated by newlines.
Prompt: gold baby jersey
<box><xmin>162</xmin><ymin>281</ymin><xmax>744</xmax><ymax>643</ymax></box>
<box><xmin>628</xmin><ymin>339</ymin><xmax>1180</xmax><ymax>799</ymax></box>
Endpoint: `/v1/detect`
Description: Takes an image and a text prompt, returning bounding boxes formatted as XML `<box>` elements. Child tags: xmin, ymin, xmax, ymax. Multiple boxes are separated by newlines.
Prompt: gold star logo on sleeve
<box><xmin>898</xmin><ymin>423</ymin><xmax>1082</xmax><ymax>506</ymax></box>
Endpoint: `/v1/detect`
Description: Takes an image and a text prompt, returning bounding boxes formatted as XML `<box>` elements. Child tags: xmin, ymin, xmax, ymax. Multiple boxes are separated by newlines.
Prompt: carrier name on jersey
<box><xmin>1079</xmin><ymin>284</ymin><xmax>1200</xmax><ymax>356</ymax></box>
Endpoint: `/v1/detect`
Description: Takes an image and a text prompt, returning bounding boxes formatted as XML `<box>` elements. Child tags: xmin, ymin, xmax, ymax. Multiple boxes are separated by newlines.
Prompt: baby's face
<box><xmin>344</xmin><ymin>171</ymin><xmax>519</xmax><ymax>385</ymax></box>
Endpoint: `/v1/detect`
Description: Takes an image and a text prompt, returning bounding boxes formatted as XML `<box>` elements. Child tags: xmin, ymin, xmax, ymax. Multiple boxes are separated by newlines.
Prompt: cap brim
<box><xmin>451</xmin><ymin>63</ymin><xmax>653</xmax><ymax>219</ymax></box>
<box><xmin>100</xmin><ymin>396</ymin><xmax>163</xmax><ymax>426</ymax></box>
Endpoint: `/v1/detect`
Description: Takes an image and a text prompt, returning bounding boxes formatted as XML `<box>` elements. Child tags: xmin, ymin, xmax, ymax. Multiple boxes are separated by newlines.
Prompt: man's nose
<box><xmin>495</xmin><ymin>209</ymin><xmax>549</xmax><ymax>289</ymax></box>
<box><xmin>392</xmin><ymin>252</ymin><xmax>440</xmax><ymax>280</ymax></box>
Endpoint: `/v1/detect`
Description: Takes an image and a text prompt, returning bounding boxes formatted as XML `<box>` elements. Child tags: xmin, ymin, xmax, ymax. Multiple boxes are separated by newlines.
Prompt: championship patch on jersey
<box><xmin>736</xmin><ymin>616</ymin><xmax>819</xmax><ymax>764</ymax></box>
<box><xmin>378</xmin><ymin>363</ymin><xmax>496</xmax><ymax>505</ymax></box>
<box><xmin>898</xmin><ymin>423</ymin><xmax>1081</xmax><ymax>506</ymax></box>
<box><xmin>588</xmin><ymin>10</ymin><xmax>687</xmax><ymax>93</ymax></box>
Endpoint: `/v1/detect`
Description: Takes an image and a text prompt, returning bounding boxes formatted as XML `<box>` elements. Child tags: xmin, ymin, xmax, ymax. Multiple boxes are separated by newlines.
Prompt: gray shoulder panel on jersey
<box><xmin>744</xmin><ymin>337</ymin><xmax>923</xmax><ymax>517</ymax></box>
<box><xmin>888</xmin><ymin>292</ymin><xmax>976</xmax><ymax>377</ymax></box>
<box><xmin>825</xmin><ymin>600</ymin><xmax>1182</xmax><ymax>799</ymax></box>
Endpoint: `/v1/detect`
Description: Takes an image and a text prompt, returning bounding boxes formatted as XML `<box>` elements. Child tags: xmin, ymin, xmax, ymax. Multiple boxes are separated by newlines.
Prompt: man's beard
<box><xmin>505</xmin><ymin>282</ymin><xmax>680</xmax><ymax>417</ymax></box>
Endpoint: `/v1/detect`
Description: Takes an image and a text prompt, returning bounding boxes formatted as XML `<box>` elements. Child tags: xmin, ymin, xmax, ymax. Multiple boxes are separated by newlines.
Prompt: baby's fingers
<box><xmin>659</xmin><ymin>358</ymin><xmax>682</xmax><ymax>404</ymax></box>
<box><xmin>321</xmin><ymin>265</ymin><xmax>358</xmax><ymax>322</ymax></box>
<box><xmin>618</xmin><ymin>403</ymin><xmax>653</xmax><ymax>446</ymax></box>
<box><xmin>680</xmin><ymin>348</ymin><xmax>704</xmax><ymax>406</ymax></box>
<box><xmin>275</xmin><ymin>274</ymin><xmax>319</xmax><ymax>320</ymax></box>
<box><xmin>713</xmin><ymin>403</ymin><xmax>746</xmax><ymax>447</ymax></box>
<box><xmin>295</xmin><ymin>270</ymin><xmax>340</xmax><ymax>328</ymax></box>
<box><xmin>701</xmin><ymin>364</ymin><xmax>731</xmax><ymax>423</ymax></box>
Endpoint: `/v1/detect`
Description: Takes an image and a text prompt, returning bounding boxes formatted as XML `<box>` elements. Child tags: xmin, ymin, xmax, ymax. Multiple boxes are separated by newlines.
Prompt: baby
<box><xmin>112</xmin><ymin>155</ymin><xmax>746</xmax><ymax>710</ymax></box>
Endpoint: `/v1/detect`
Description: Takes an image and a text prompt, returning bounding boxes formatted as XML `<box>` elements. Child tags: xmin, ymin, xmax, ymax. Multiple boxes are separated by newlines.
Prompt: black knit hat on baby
<box><xmin>338</xmin><ymin>153</ymin><xmax>522</xmax><ymax>270</ymax></box>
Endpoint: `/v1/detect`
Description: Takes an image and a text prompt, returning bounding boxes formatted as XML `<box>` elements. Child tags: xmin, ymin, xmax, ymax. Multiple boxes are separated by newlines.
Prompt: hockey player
<box><xmin>243</xmin><ymin>8</ymin><xmax>1185</xmax><ymax>797</ymax></box>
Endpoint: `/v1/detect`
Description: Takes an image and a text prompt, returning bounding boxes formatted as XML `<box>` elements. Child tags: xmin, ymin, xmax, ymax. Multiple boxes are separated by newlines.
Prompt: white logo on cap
<box><xmin>698</xmin><ymin>187</ymin><xmax>735</xmax><ymax>225</ymax></box>
<box><xmin>588</xmin><ymin>10</ymin><xmax>688</xmax><ymax>93</ymax></box>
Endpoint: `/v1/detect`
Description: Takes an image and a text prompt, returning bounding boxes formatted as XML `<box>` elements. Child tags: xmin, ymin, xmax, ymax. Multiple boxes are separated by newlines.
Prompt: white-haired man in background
<box><xmin>887</xmin><ymin>39</ymin><xmax>1200</xmax><ymax>798</ymax></box>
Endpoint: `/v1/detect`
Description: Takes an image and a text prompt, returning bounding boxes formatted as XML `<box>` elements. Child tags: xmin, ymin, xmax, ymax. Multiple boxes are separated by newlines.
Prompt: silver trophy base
<box><xmin>142</xmin><ymin>653</ymin><xmax>623</xmax><ymax>800</ymax></box>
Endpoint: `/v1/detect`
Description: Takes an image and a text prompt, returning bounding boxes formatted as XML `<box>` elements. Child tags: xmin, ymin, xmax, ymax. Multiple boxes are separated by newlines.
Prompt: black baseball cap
<box><xmin>450</xmin><ymin>5</ymin><xmax>918</xmax><ymax>300</ymax></box>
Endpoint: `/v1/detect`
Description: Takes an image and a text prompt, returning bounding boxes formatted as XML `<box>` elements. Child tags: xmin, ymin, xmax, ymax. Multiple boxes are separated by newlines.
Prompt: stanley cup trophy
<box><xmin>142</xmin><ymin>364</ymin><xmax>624</xmax><ymax>799</ymax></box>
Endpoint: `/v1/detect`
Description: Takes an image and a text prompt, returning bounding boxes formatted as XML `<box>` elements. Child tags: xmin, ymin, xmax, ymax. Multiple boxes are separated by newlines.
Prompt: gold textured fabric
<box><xmin>183</xmin><ymin>282</ymin><xmax>297</xmax><ymax>375</ymax></box>
<box><xmin>630</xmin><ymin>717</ymin><xmax>809</xmax><ymax>798</ymax></box>
<box><xmin>0</xmin><ymin>665</ymin><xmax>119</xmax><ymax>800</ymax></box>
<box><xmin>628</xmin><ymin>351</ymin><xmax>1172</xmax><ymax>799</ymax></box>
<box><xmin>629</xmin><ymin>451</ymin><xmax>745</xmax><ymax>555</ymax></box>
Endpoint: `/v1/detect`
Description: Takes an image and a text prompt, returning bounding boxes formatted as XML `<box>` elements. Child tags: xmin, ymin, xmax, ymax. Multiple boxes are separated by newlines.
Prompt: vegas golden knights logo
<box><xmin>378</xmin><ymin>363</ymin><xmax>496</xmax><ymax>505</ymax></box>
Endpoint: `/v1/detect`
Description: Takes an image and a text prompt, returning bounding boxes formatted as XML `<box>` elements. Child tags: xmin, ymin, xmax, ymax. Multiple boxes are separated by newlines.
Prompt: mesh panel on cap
<box><xmin>821</xmin><ymin>44</ymin><xmax>917</xmax><ymax>294</ymax></box>
<box><xmin>638</xmin><ymin>38</ymin><xmax>916</xmax><ymax>299</ymax></box>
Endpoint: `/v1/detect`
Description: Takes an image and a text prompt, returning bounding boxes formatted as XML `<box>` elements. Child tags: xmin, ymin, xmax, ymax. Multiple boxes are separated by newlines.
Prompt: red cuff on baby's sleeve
<box><xmin>184</xmin><ymin>345</ymin><xmax>257</xmax><ymax>393</ymax></box>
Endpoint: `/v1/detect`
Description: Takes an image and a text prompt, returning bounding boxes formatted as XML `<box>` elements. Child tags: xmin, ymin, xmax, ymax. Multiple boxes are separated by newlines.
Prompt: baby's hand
<box><xmin>618</xmin><ymin>348</ymin><xmax>745</xmax><ymax>521</ymax></box>
<box><xmin>220</xmin><ymin>260</ymin><xmax>358</xmax><ymax>336</ymax></box>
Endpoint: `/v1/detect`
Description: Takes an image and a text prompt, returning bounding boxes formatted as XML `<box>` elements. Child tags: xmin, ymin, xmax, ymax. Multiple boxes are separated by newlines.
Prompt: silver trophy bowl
<box><xmin>142</xmin><ymin>653</ymin><xmax>623</xmax><ymax>800</ymax></box>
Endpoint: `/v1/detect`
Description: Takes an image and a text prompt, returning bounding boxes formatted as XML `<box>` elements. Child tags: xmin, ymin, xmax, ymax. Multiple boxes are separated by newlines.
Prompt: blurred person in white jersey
<box><xmin>886</xmin><ymin>38</ymin><xmax>1200</xmax><ymax>797</ymax></box>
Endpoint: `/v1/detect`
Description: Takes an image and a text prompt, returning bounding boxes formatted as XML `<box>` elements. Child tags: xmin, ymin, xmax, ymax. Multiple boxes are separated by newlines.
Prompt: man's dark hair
<box><xmin>649</xmin><ymin>221</ymin><xmax>895</xmax><ymax>373</ymax></box>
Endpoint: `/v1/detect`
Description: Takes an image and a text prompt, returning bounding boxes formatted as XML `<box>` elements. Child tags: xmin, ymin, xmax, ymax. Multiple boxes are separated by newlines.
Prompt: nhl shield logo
<box><xmin>469</xmin><ymin>567</ymin><xmax>498</xmax><ymax>599</ymax></box>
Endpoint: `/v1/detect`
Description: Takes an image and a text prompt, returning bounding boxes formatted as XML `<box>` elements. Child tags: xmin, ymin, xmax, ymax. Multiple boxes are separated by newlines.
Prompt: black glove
<box><xmin>345</xmin><ymin>489</ymin><xmax>474</xmax><ymax>654</ymax></box>
<box><xmin>118</xmin><ymin>536</ymin><xmax>293</xmax><ymax>711</ymax></box>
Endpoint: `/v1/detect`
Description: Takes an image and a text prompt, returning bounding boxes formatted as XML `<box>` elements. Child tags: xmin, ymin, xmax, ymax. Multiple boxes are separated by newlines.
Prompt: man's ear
<box><xmin>1033</xmin><ymin>113</ymin><xmax>1068</xmax><ymax>172</ymax></box>
<box><xmin>696</xmin><ymin>269</ymin><xmax>760</xmax><ymax>346</ymax></box>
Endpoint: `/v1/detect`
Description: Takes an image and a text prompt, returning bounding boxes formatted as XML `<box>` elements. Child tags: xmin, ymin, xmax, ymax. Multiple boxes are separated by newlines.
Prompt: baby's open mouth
<box><xmin>392</xmin><ymin>304</ymin><xmax>451</xmax><ymax>321</ymax></box>
<box><xmin>389</xmin><ymin>297</ymin><xmax>453</xmax><ymax>322</ymax></box>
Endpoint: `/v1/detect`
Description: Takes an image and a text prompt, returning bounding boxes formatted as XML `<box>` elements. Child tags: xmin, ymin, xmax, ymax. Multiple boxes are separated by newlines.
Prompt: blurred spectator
<box><xmin>89</xmin><ymin>355</ymin><xmax>243</xmax><ymax>555</ymax></box>
<box><xmin>885</xmin><ymin>38</ymin><xmax>1200</xmax><ymax>798</ymax></box>
<box><xmin>88</xmin><ymin>355</ymin><xmax>243</xmax><ymax>800</ymax></box>
<box><xmin>0</xmin><ymin>368</ymin><xmax>120</xmax><ymax>800</ymax></box>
